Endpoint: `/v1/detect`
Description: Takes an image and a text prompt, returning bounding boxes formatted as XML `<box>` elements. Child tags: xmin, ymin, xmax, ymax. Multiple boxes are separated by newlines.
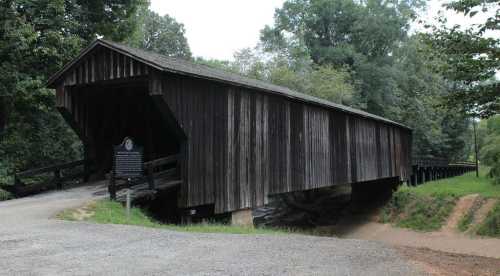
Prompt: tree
<box><xmin>261</xmin><ymin>0</ymin><xmax>425</xmax><ymax>116</ymax></box>
<box><xmin>423</xmin><ymin>0</ymin><xmax>500</xmax><ymax>118</ymax></box>
<box><xmin>0</xmin><ymin>0</ymin><xmax>148</xmax><ymax>184</ymax></box>
<box><xmin>307</xmin><ymin>65</ymin><xmax>354</xmax><ymax>105</ymax></box>
<box><xmin>479</xmin><ymin>115</ymin><xmax>500</xmax><ymax>184</ymax></box>
<box><xmin>127</xmin><ymin>9</ymin><xmax>192</xmax><ymax>58</ymax></box>
<box><xmin>260</xmin><ymin>0</ymin><xmax>476</xmax><ymax>160</ymax></box>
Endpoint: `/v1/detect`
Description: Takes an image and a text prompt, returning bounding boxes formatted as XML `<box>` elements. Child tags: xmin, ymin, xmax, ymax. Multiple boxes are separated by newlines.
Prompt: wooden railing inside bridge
<box><xmin>108</xmin><ymin>154</ymin><xmax>182</xmax><ymax>202</ymax></box>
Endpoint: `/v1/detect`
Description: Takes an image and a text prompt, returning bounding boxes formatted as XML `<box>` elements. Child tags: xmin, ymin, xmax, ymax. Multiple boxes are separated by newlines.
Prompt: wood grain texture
<box><xmin>156</xmin><ymin>71</ymin><xmax>411</xmax><ymax>213</ymax></box>
<box><xmin>53</xmin><ymin>47</ymin><xmax>412</xmax><ymax>214</ymax></box>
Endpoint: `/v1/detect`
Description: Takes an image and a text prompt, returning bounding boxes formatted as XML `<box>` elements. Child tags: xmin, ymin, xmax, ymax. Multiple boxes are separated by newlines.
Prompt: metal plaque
<box><xmin>113</xmin><ymin>137</ymin><xmax>143</xmax><ymax>178</ymax></box>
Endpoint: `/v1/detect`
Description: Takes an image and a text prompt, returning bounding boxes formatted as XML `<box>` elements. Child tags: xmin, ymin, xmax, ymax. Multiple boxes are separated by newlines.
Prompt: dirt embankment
<box><xmin>327</xmin><ymin>194</ymin><xmax>500</xmax><ymax>275</ymax></box>
<box><xmin>396</xmin><ymin>246</ymin><xmax>500</xmax><ymax>276</ymax></box>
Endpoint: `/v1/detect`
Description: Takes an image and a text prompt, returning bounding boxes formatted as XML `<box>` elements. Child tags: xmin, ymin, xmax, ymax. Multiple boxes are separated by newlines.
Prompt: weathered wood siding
<box><xmin>55</xmin><ymin>46</ymin><xmax>149</xmax><ymax>88</ymax></box>
<box><xmin>157</xmin><ymin>71</ymin><xmax>411</xmax><ymax>214</ymax></box>
<box><xmin>52</xmin><ymin>44</ymin><xmax>411</xmax><ymax>214</ymax></box>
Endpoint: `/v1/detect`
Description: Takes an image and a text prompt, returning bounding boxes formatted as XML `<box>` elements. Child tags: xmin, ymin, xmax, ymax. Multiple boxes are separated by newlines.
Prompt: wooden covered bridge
<box><xmin>45</xmin><ymin>39</ymin><xmax>413</xmax><ymax>219</ymax></box>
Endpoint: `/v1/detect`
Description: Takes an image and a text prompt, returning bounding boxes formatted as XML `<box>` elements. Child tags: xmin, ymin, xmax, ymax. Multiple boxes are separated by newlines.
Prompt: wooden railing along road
<box><xmin>5</xmin><ymin>159</ymin><xmax>91</xmax><ymax>197</ymax></box>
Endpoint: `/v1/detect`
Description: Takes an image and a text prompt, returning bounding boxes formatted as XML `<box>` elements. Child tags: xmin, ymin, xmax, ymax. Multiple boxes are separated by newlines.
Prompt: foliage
<box><xmin>476</xmin><ymin>201</ymin><xmax>500</xmax><ymax>237</ymax></box>
<box><xmin>423</xmin><ymin>0</ymin><xmax>500</xmax><ymax>118</ymax></box>
<box><xmin>307</xmin><ymin>65</ymin><xmax>354</xmax><ymax>105</ymax></box>
<box><xmin>479</xmin><ymin>115</ymin><xmax>500</xmax><ymax>184</ymax></box>
<box><xmin>380</xmin><ymin>189</ymin><xmax>456</xmax><ymax>231</ymax></box>
<box><xmin>392</xmin><ymin>37</ymin><xmax>472</xmax><ymax>160</ymax></box>
<box><xmin>59</xmin><ymin>200</ymin><xmax>287</xmax><ymax>235</ymax></box>
<box><xmin>258</xmin><ymin>0</ymin><xmax>474</xmax><ymax>161</ymax></box>
<box><xmin>407</xmin><ymin>168</ymin><xmax>500</xmax><ymax>198</ymax></box>
<box><xmin>196</xmin><ymin>48</ymin><xmax>356</xmax><ymax>106</ymax></box>
<box><xmin>261</xmin><ymin>0</ymin><xmax>425</xmax><ymax>115</ymax></box>
<box><xmin>126</xmin><ymin>7</ymin><xmax>192</xmax><ymax>58</ymax></box>
<box><xmin>0</xmin><ymin>0</ymin><xmax>148</xmax><ymax>184</ymax></box>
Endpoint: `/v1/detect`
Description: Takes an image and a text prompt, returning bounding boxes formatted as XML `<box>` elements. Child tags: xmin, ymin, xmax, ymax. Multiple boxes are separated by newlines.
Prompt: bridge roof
<box><xmin>47</xmin><ymin>39</ymin><xmax>410</xmax><ymax>130</ymax></box>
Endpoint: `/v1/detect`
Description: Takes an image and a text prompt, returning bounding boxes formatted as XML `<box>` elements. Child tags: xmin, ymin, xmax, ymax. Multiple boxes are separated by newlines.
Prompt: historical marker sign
<box><xmin>114</xmin><ymin>137</ymin><xmax>143</xmax><ymax>178</ymax></box>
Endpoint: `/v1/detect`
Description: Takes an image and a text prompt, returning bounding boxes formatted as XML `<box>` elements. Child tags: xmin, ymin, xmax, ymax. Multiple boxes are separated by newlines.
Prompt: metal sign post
<box><xmin>110</xmin><ymin>137</ymin><xmax>143</xmax><ymax>213</ymax></box>
<box><xmin>126</xmin><ymin>182</ymin><xmax>131</xmax><ymax>219</ymax></box>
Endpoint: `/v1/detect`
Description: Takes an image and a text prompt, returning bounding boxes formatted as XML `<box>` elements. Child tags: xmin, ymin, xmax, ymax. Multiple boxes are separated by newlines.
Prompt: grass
<box><xmin>405</xmin><ymin>167</ymin><xmax>500</xmax><ymax>198</ymax></box>
<box><xmin>58</xmin><ymin>200</ymin><xmax>290</xmax><ymax>235</ymax></box>
<box><xmin>458</xmin><ymin>210</ymin><xmax>474</xmax><ymax>232</ymax></box>
<box><xmin>477</xmin><ymin>201</ymin><xmax>500</xmax><ymax>238</ymax></box>
<box><xmin>381</xmin><ymin>167</ymin><xmax>500</xmax><ymax>233</ymax></box>
<box><xmin>380</xmin><ymin>189</ymin><xmax>456</xmax><ymax>231</ymax></box>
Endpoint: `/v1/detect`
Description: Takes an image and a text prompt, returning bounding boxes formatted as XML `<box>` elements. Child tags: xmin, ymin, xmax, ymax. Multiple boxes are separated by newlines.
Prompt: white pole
<box><xmin>126</xmin><ymin>188</ymin><xmax>131</xmax><ymax>219</ymax></box>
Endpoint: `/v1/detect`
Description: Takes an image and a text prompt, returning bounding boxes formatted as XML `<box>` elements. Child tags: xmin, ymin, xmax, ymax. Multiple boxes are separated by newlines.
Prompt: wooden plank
<box><xmin>16</xmin><ymin>160</ymin><xmax>85</xmax><ymax>178</ymax></box>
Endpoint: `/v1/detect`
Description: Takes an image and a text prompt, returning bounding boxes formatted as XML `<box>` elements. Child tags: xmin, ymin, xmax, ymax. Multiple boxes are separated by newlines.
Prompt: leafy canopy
<box><xmin>423</xmin><ymin>0</ymin><xmax>499</xmax><ymax>118</ymax></box>
<box><xmin>126</xmin><ymin>7</ymin><xmax>192</xmax><ymax>58</ymax></box>
<box><xmin>0</xmin><ymin>0</ymin><xmax>148</xmax><ymax>184</ymax></box>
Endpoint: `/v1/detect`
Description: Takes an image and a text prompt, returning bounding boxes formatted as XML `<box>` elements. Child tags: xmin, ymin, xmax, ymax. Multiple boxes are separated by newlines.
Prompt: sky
<box><xmin>150</xmin><ymin>0</ymin><xmax>497</xmax><ymax>61</ymax></box>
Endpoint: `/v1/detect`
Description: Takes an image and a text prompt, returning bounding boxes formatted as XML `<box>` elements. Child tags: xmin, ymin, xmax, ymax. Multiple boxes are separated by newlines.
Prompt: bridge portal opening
<box><xmin>70</xmin><ymin>81</ymin><xmax>181</xmax><ymax>178</ymax></box>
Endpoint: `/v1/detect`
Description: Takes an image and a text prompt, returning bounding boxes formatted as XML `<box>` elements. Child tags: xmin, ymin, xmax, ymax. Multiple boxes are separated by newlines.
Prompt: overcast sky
<box><xmin>150</xmin><ymin>0</ymin><xmax>497</xmax><ymax>61</ymax></box>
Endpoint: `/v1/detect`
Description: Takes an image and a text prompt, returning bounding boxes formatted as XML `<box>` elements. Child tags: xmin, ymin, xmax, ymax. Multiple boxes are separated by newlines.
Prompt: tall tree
<box><xmin>259</xmin><ymin>0</ymin><xmax>475</xmax><ymax>160</ymax></box>
<box><xmin>0</xmin><ymin>0</ymin><xmax>148</xmax><ymax>184</ymax></box>
<box><xmin>479</xmin><ymin>115</ymin><xmax>500</xmax><ymax>184</ymax></box>
<box><xmin>127</xmin><ymin>9</ymin><xmax>192</xmax><ymax>58</ymax></box>
<box><xmin>423</xmin><ymin>0</ymin><xmax>499</xmax><ymax>118</ymax></box>
<box><xmin>261</xmin><ymin>0</ymin><xmax>425</xmax><ymax>116</ymax></box>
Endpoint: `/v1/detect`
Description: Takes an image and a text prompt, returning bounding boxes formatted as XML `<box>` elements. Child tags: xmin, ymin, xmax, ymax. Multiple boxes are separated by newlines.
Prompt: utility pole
<box><xmin>473</xmin><ymin>118</ymin><xmax>479</xmax><ymax>178</ymax></box>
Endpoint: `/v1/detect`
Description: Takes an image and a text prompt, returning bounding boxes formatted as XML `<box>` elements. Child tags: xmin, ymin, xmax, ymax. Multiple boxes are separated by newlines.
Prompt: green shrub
<box><xmin>476</xmin><ymin>202</ymin><xmax>500</xmax><ymax>237</ymax></box>
<box><xmin>380</xmin><ymin>189</ymin><xmax>456</xmax><ymax>231</ymax></box>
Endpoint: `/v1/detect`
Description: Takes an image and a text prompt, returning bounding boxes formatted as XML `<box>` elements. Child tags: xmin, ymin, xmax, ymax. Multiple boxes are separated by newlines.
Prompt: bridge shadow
<box><xmin>253</xmin><ymin>177</ymin><xmax>399</xmax><ymax>231</ymax></box>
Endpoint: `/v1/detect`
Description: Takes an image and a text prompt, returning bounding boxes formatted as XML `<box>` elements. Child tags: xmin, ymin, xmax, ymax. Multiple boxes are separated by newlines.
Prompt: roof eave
<box><xmin>46</xmin><ymin>39</ymin><xmax>412</xmax><ymax>131</ymax></box>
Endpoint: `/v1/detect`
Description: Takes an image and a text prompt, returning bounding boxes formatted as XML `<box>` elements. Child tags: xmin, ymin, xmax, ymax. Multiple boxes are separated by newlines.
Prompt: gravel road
<box><xmin>0</xmin><ymin>184</ymin><xmax>422</xmax><ymax>276</ymax></box>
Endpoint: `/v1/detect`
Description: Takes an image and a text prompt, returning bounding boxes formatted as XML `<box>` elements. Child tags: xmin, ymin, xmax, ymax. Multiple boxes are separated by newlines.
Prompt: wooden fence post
<box><xmin>54</xmin><ymin>169</ymin><xmax>62</xmax><ymax>189</ymax></box>
<box><xmin>147</xmin><ymin>165</ymin><xmax>155</xmax><ymax>190</ymax></box>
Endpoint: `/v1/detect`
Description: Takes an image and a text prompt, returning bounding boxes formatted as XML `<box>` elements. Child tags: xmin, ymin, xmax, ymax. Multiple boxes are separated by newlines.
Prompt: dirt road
<box><xmin>326</xmin><ymin>198</ymin><xmax>500</xmax><ymax>276</ymax></box>
<box><xmin>0</xmin><ymin>184</ymin><xmax>421</xmax><ymax>276</ymax></box>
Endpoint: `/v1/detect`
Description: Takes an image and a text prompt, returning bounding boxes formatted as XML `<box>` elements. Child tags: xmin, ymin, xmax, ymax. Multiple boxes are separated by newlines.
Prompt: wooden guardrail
<box><xmin>409</xmin><ymin>157</ymin><xmax>477</xmax><ymax>186</ymax></box>
<box><xmin>8</xmin><ymin>159</ymin><xmax>91</xmax><ymax>196</ymax></box>
<box><xmin>144</xmin><ymin>154</ymin><xmax>179</xmax><ymax>190</ymax></box>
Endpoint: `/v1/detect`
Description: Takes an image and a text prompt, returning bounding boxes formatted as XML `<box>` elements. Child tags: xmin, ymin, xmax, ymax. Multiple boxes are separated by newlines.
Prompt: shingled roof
<box><xmin>47</xmin><ymin>39</ymin><xmax>410</xmax><ymax>129</ymax></box>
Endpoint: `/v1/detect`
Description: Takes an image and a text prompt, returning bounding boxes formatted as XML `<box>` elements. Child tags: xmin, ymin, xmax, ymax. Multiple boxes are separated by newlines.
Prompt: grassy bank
<box><xmin>477</xmin><ymin>202</ymin><xmax>500</xmax><ymax>238</ymax></box>
<box><xmin>381</xmin><ymin>168</ymin><xmax>500</xmax><ymax>235</ymax></box>
<box><xmin>407</xmin><ymin>168</ymin><xmax>500</xmax><ymax>198</ymax></box>
<box><xmin>380</xmin><ymin>190</ymin><xmax>456</xmax><ymax>231</ymax></box>
<box><xmin>58</xmin><ymin>200</ymin><xmax>288</xmax><ymax>235</ymax></box>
